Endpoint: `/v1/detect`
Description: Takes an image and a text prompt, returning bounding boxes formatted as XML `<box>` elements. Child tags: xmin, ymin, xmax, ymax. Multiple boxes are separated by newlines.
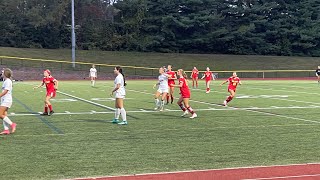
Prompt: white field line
<box><xmin>6</xmin><ymin>123</ymin><xmax>320</xmax><ymax>138</ymax></box>
<box><xmin>8</xmin><ymin>105</ymin><xmax>320</xmax><ymax>117</ymax></box>
<box><xmin>68</xmin><ymin>163</ymin><xmax>320</xmax><ymax>180</ymax></box>
<box><xmin>127</xmin><ymin>89</ymin><xmax>320</xmax><ymax>124</ymax></box>
<box><xmin>242</xmin><ymin>174</ymin><xmax>320</xmax><ymax>180</ymax></box>
<box><xmin>247</xmin><ymin>87</ymin><xmax>320</xmax><ymax>96</ymax></box>
<box><xmin>57</xmin><ymin>91</ymin><xmax>115</xmax><ymax>111</ymax></box>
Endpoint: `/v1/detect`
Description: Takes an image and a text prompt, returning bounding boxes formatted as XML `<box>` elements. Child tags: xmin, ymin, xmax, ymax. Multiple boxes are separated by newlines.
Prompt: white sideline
<box><xmin>67</xmin><ymin>163</ymin><xmax>320</xmax><ymax>180</ymax></box>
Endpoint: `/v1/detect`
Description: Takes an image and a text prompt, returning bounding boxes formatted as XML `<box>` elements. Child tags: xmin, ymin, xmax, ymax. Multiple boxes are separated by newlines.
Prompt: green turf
<box><xmin>1</xmin><ymin>80</ymin><xmax>320</xmax><ymax>180</ymax></box>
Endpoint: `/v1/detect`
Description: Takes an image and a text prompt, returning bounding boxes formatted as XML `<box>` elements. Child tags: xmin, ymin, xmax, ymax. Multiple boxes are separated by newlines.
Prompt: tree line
<box><xmin>1</xmin><ymin>0</ymin><xmax>320</xmax><ymax>56</ymax></box>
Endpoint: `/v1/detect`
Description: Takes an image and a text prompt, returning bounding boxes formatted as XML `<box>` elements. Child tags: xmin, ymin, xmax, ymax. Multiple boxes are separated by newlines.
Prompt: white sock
<box><xmin>155</xmin><ymin>99</ymin><xmax>159</xmax><ymax>107</ymax></box>
<box><xmin>93</xmin><ymin>80</ymin><xmax>95</xmax><ymax>86</ymax></box>
<box><xmin>3</xmin><ymin>116</ymin><xmax>12</xmax><ymax>125</ymax></box>
<box><xmin>120</xmin><ymin>108</ymin><xmax>127</xmax><ymax>121</ymax></box>
<box><xmin>160</xmin><ymin>100</ymin><xmax>165</xmax><ymax>108</ymax></box>
<box><xmin>3</xmin><ymin>121</ymin><xmax>9</xmax><ymax>130</ymax></box>
<box><xmin>115</xmin><ymin>108</ymin><xmax>120</xmax><ymax>119</ymax></box>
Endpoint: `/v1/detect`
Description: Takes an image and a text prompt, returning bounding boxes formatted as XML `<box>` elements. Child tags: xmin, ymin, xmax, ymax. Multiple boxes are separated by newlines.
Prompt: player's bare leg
<box><xmin>206</xmin><ymin>80</ymin><xmax>211</xmax><ymax>93</ymax></box>
<box><xmin>183</xmin><ymin>98</ymin><xmax>197</xmax><ymax>118</ymax></box>
<box><xmin>224</xmin><ymin>90</ymin><xmax>235</xmax><ymax>106</ymax></box>
<box><xmin>195</xmin><ymin>77</ymin><xmax>198</xmax><ymax>88</ymax></box>
<box><xmin>45</xmin><ymin>96</ymin><xmax>54</xmax><ymax>116</ymax></box>
<box><xmin>160</xmin><ymin>92</ymin><xmax>167</xmax><ymax>111</ymax></box>
<box><xmin>154</xmin><ymin>91</ymin><xmax>161</xmax><ymax>110</ymax></box>
<box><xmin>177</xmin><ymin>96</ymin><xmax>188</xmax><ymax>116</ymax></box>
<box><xmin>0</xmin><ymin>106</ymin><xmax>15</xmax><ymax>135</ymax></box>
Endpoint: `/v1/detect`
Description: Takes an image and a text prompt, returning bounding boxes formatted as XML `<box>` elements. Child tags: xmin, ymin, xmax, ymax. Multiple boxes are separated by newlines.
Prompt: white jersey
<box><xmin>90</xmin><ymin>68</ymin><xmax>97</xmax><ymax>77</ymax></box>
<box><xmin>114</xmin><ymin>73</ymin><xmax>126</xmax><ymax>96</ymax></box>
<box><xmin>1</xmin><ymin>78</ymin><xmax>12</xmax><ymax>103</ymax></box>
<box><xmin>158</xmin><ymin>73</ymin><xmax>168</xmax><ymax>89</ymax></box>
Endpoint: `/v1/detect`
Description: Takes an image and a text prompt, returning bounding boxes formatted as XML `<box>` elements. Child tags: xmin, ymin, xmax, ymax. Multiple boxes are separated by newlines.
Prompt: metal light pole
<box><xmin>71</xmin><ymin>0</ymin><xmax>76</xmax><ymax>68</ymax></box>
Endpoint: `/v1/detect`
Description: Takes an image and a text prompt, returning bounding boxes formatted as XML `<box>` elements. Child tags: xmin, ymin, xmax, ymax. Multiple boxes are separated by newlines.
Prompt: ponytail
<box><xmin>116</xmin><ymin>66</ymin><xmax>127</xmax><ymax>86</ymax></box>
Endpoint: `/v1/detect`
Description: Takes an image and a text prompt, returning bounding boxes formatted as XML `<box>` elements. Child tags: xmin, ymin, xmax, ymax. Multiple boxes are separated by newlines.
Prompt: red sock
<box><xmin>179</xmin><ymin>103</ymin><xmax>186</xmax><ymax>111</ymax></box>
<box><xmin>166</xmin><ymin>95</ymin><xmax>169</xmax><ymax>102</ymax></box>
<box><xmin>44</xmin><ymin>106</ymin><xmax>48</xmax><ymax>113</ymax></box>
<box><xmin>48</xmin><ymin>105</ymin><xmax>53</xmax><ymax>111</ymax></box>
<box><xmin>171</xmin><ymin>95</ymin><xmax>174</xmax><ymax>102</ymax></box>
<box><xmin>187</xmin><ymin>106</ymin><xmax>195</xmax><ymax>114</ymax></box>
<box><xmin>226</xmin><ymin>96</ymin><xmax>233</xmax><ymax>103</ymax></box>
<box><xmin>206</xmin><ymin>88</ymin><xmax>209</xmax><ymax>91</ymax></box>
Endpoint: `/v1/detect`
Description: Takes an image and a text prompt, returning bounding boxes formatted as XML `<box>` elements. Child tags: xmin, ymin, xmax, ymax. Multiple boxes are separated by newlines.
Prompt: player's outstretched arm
<box><xmin>33</xmin><ymin>82</ymin><xmax>44</xmax><ymax>90</ymax></box>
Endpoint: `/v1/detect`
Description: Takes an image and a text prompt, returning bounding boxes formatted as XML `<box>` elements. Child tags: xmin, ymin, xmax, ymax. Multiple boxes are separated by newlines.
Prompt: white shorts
<box><xmin>1</xmin><ymin>101</ymin><xmax>12</xmax><ymax>108</ymax></box>
<box><xmin>115</xmin><ymin>92</ymin><xmax>125</xmax><ymax>99</ymax></box>
<box><xmin>157</xmin><ymin>88</ymin><xmax>169</xmax><ymax>94</ymax></box>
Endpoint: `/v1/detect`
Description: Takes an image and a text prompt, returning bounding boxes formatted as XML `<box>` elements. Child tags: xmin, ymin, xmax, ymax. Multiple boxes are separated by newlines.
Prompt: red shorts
<box><xmin>228</xmin><ymin>88</ymin><xmax>236</xmax><ymax>92</ymax></box>
<box><xmin>192</xmin><ymin>75</ymin><xmax>198</xmax><ymax>79</ymax></box>
<box><xmin>205</xmin><ymin>78</ymin><xmax>211</xmax><ymax>82</ymax></box>
<box><xmin>46</xmin><ymin>91</ymin><xmax>56</xmax><ymax>98</ymax></box>
<box><xmin>180</xmin><ymin>93</ymin><xmax>190</xmax><ymax>99</ymax></box>
<box><xmin>168</xmin><ymin>83</ymin><xmax>175</xmax><ymax>88</ymax></box>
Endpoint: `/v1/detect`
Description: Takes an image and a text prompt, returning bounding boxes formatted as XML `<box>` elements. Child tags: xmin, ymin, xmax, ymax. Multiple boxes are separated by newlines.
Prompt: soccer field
<box><xmin>1</xmin><ymin>80</ymin><xmax>320</xmax><ymax>180</ymax></box>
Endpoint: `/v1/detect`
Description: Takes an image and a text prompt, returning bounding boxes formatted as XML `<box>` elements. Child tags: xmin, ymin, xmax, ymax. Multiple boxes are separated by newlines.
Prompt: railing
<box><xmin>0</xmin><ymin>56</ymin><xmax>315</xmax><ymax>78</ymax></box>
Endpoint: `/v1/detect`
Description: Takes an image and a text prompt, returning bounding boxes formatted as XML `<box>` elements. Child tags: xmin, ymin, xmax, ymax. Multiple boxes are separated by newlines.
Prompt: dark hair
<box><xmin>116</xmin><ymin>66</ymin><xmax>127</xmax><ymax>86</ymax></box>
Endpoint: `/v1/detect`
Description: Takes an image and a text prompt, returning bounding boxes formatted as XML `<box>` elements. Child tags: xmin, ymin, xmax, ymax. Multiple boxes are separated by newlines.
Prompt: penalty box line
<box><xmin>127</xmin><ymin>88</ymin><xmax>320</xmax><ymax>125</ymax></box>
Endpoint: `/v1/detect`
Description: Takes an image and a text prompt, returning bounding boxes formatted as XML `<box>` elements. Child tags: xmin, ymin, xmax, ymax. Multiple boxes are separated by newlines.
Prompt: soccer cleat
<box><xmin>171</xmin><ymin>99</ymin><xmax>174</xmax><ymax>104</ymax></box>
<box><xmin>181</xmin><ymin>111</ymin><xmax>189</xmax><ymax>117</ymax></box>
<box><xmin>48</xmin><ymin>111</ymin><xmax>54</xmax><ymax>116</ymax></box>
<box><xmin>159</xmin><ymin>107</ymin><xmax>164</xmax><ymax>112</ymax></box>
<box><xmin>223</xmin><ymin>100</ymin><xmax>227</xmax><ymax>106</ymax></box>
<box><xmin>190</xmin><ymin>113</ymin><xmax>198</xmax><ymax>119</ymax></box>
<box><xmin>112</xmin><ymin>119</ymin><xmax>120</xmax><ymax>124</ymax></box>
<box><xmin>40</xmin><ymin>112</ymin><xmax>48</xmax><ymax>116</ymax></box>
<box><xmin>11</xmin><ymin>123</ymin><xmax>17</xmax><ymax>133</ymax></box>
<box><xmin>118</xmin><ymin>121</ymin><xmax>128</xmax><ymax>125</ymax></box>
<box><xmin>154</xmin><ymin>106</ymin><xmax>159</xmax><ymax>110</ymax></box>
<box><xmin>0</xmin><ymin>130</ymin><xmax>10</xmax><ymax>135</ymax></box>
<box><xmin>206</xmin><ymin>90</ymin><xmax>210</xmax><ymax>94</ymax></box>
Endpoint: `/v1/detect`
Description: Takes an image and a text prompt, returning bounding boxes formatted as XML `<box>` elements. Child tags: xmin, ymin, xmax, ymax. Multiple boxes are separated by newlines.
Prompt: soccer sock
<box><xmin>120</xmin><ymin>108</ymin><xmax>127</xmax><ymax>121</ymax></box>
<box><xmin>115</xmin><ymin>108</ymin><xmax>120</xmax><ymax>119</ymax></box>
<box><xmin>187</xmin><ymin>107</ymin><xmax>195</xmax><ymax>114</ymax></box>
<box><xmin>155</xmin><ymin>99</ymin><xmax>159</xmax><ymax>107</ymax></box>
<box><xmin>170</xmin><ymin>95</ymin><xmax>174</xmax><ymax>103</ymax></box>
<box><xmin>226</xmin><ymin>96</ymin><xmax>233</xmax><ymax>103</ymax></box>
<box><xmin>3</xmin><ymin>121</ymin><xmax>9</xmax><ymax>130</ymax></box>
<box><xmin>44</xmin><ymin>106</ymin><xmax>48</xmax><ymax>113</ymax></box>
<box><xmin>160</xmin><ymin>100</ymin><xmax>165</xmax><ymax>109</ymax></box>
<box><xmin>166</xmin><ymin>95</ymin><xmax>170</xmax><ymax>103</ymax></box>
<box><xmin>93</xmin><ymin>80</ymin><xmax>95</xmax><ymax>86</ymax></box>
<box><xmin>48</xmin><ymin>105</ymin><xmax>53</xmax><ymax>111</ymax></box>
<box><xmin>206</xmin><ymin>88</ymin><xmax>209</xmax><ymax>91</ymax></box>
<box><xmin>3</xmin><ymin>116</ymin><xmax>12</xmax><ymax>125</ymax></box>
<box><xmin>178</xmin><ymin>103</ymin><xmax>187</xmax><ymax>111</ymax></box>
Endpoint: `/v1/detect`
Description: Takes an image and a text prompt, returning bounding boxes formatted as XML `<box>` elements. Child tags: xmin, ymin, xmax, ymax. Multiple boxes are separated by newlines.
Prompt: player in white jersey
<box><xmin>0</xmin><ymin>68</ymin><xmax>16</xmax><ymax>135</ymax></box>
<box><xmin>111</xmin><ymin>66</ymin><xmax>127</xmax><ymax>125</ymax></box>
<box><xmin>89</xmin><ymin>64</ymin><xmax>97</xmax><ymax>87</ymax></box>
<box><xmin>153</xmin><ymin>67</ymin><xmax>170</xmax><ymax>111</ymax></box>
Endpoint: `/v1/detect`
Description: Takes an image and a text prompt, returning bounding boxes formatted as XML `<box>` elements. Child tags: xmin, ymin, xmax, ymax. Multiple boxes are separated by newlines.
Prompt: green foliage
<box><xmin>1</xmin><ymin>0</ymin><xmax>320</xmax><ymax>56</ymax></box>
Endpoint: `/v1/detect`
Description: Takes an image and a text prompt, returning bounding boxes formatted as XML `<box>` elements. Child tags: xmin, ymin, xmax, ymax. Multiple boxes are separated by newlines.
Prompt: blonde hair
<box><xmin>178</xmin><ymin>69</ymin><xmax>188</xmax><ymax>79</ymax></box>
<box><xmin>3</xmin><ymin>68</ymin><xmax>12</xmax><ymax>79</ymax></box>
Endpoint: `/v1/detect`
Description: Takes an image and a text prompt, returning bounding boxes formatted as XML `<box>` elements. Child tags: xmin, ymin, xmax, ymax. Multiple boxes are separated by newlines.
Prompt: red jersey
<box><xmin>204</xmin><ymin>71</ymin><xmax>213</xmax><ymax>81</ymax></box>
<box><xmin>228</xmin><ymin>76</ymin><xmax>240</xmax><ymax>90</ymax></box>
<box><xmin>167</xmin><ymin>71</ymin><xmax>176</xmax><ymax>85</ymax></box>
<box><xmin>191</xmin><ymin>69</ymin><xmax>199</xmax><ymax>78</ymax></box>
<box><xmin>43</xmin><ymin>76</ymin><xmax>56</xmax><ymax>92</ymax></box>
<box><xmin>179</xmin><ymin>77</ymin><xmax>190</xmax><ymax>98</ymax></box>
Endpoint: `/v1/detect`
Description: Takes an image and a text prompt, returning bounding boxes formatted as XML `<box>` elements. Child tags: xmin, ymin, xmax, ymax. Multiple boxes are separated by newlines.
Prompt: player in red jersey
<box><xmin>173</xmin><ymin>69</ymin><xmax>197</xmax><ymax>119</ymax></box>
<box><xmin>166</xmin><ymin>65</ymin><xmax>177</xmax><ymax>104</ymax></box>
<box><xmin>190</xmin><ymin>66</ymin><xmax>199</xmax><ymax>88</ymax></box>
<box><xmin>33</xmin><ymin>69</ymin><xmax>58</xmax><ymax>116</ymax></box>
<box><xmin>201</xmin><ymin>67</ymin><xmax>214</xmax><ymax>93</ymax></box>
<box><xmin>220</xmin><ymin>72</ymin><xmax>241</xmax><ymax>106</ymax></box>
